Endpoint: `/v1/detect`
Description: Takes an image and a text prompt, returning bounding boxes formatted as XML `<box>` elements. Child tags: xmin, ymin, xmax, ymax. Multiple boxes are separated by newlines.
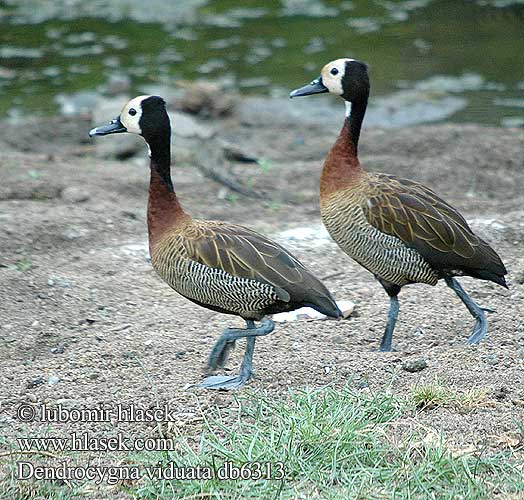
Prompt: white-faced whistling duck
<box><xmin>290</xmin><ymin>59</ymin><xmax>508</xmax><ymax>351</ymax></box>
<box><xmin>89</xmin><ymin>95</ymin><xmax>342</xmax><ymax>389</ymax></box>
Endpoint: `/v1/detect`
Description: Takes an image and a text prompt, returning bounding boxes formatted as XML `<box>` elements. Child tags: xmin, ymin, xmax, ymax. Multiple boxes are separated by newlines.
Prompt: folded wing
<box><xmin>182</xmin><ymin>221</ymin><xmax>341</xmax><ymax>317</ymax></box>
<box><xmin>362</xmin><ymin>174</ymin><xmax>507</xmax><ymax>286</ymax></box>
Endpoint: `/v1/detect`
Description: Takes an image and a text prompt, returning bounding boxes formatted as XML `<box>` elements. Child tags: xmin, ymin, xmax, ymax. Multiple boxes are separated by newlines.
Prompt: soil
<box><xmin>0</xmin><ymin>95</ymin><xmax>523</xmax><ymax>497</ymax></box>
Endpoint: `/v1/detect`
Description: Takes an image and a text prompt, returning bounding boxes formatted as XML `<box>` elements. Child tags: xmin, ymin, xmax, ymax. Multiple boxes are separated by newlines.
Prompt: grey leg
<box><xmin>379</xmin><ymin>295</ymin><xmax>399</xmax><ymax>352</ymax></box>
<box><xmin>207</xmin><ymin>319</ymin><xmax>256</xmax><ymax>371</ymax></box>
<box><xmin>445</xmin><ymin>277</ymin><xmax>489</xmax><ymax>344</ymax></box>
<box><xmin>198</xmin><ymin>318</ymin><xmax>274</xmax><ymax>390</ymax></box>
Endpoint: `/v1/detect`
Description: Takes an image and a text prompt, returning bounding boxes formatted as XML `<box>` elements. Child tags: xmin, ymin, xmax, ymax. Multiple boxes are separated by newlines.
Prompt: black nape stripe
<box><xmin>342</xmin><ymin>61</ymin><xmax>370</xmax><ymax>149</ymax></box>
<box><xmin>139</xmin><ymin>96</ymin><xmax>172</xmax><ymax>188</ymax></box>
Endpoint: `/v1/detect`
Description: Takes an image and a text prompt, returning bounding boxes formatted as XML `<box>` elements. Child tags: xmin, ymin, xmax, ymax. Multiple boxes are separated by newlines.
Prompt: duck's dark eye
<box><xmin>330</xmin><ymin>68</ymin><xmax>339</xmax><ymax>76</ymax></box>
<box><xmin>129</xmin><ymin>108</ymin><xmax>137</xmax><ymax>116</ymax></box>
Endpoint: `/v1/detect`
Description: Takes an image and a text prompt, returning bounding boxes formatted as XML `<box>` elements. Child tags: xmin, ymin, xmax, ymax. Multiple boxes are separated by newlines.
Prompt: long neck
<box><xmin>346</xmin><ymin>97</ymin><xmax>367</xmax><ymax>153</ymax></box>
<box><xmin>146</xmin><ymin>131</ymin><xmax>188</xmax><ymax>250</ymax></box>
<box><xmin>320</xmin><ymin>96</ymin><xmax>368</xmax><ymax>198</ymax></box>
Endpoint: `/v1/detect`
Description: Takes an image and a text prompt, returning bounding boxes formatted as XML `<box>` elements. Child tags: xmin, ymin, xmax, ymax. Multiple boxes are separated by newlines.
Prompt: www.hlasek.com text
<box><xmin>17</xmin><ymin>432</ymin><xmax>176</xmax><ymax>453</ymax></box>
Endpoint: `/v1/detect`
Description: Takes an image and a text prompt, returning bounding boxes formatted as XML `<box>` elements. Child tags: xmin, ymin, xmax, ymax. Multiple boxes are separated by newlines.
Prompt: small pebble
<box><xmin>108</xmin><ymin>324</ymin><xmax>131</xmax><ymax>333</ymax></box>
<box><xmin>514</xmin><ymin>271</ymin><xmax>524</xmax><ymax>285</ymax></box>
<box><xmin>61</xmin><ymin>186</ymin><xmax>90</xmax><ymax>203</ymax></box>
<box><xmin>78</xmin><ymin>318</ymin><xmax>96</xmax><ymax>325</ymax></box>
<box><xmin>106</xmin><ymin>73</ymin><xmax>131</xmax><ymax>95</ymax></box>
<box><xmin>50</xmin><ymin>345</ymin><xmax>65</xmax><ymax>354</ymax></box>
<box><xmin>493</xmin><ymin>387</ymin><xmax>509</xmax><ymax>400</ymax></box>
<box><xmin>47</xmin><ymin>277</ymin><xmax>72</xmax><ymax>288</ymax></box>
<box><xmin>55</xmin><ymin>398</ymin><xmax>79</xmax><ymax>406</ymax></box>
<box><xmin>48</xmin><ymin>375</ymin><xmax>60</xmax><ymax>386</ymax></box>
<box><xmin>356</xmin><ymin>379</ymin><xmax>369</xmax><ymax>389</ymax></box>
<box><xmin>401</xmin><ymin>358</ymin><xmax>428</xmax><ymax>373</ymax></box>
<box><xmin>27</xmin><ymin>375</ymin><xmax>45</xmax><ymax>388</ymax></box>
<box><xmin>482</xmin><ymin>353</ymin><xmax>499</xmax><ymax>365</ymax></box>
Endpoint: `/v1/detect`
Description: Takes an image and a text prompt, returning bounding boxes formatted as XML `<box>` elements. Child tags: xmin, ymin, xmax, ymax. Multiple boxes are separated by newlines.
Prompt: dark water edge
<box><xmin>0</xmin><ymin>0</ymin><xmax>523</xmax><ymax>126</ymax></box>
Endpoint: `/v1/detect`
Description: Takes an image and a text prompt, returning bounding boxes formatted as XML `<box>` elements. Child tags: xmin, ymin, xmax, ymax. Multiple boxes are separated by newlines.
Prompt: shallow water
<box><xmin>1</xmin><ymin>0</ymin><xmax>523</xmax><ymax>125</ymax></box>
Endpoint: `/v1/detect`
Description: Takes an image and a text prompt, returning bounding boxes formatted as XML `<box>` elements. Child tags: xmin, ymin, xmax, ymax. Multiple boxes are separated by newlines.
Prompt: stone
<box><xmin>272</xmin><ymin>300</ymin><xmax>354</xmax><ymax>323</ymax></box>
<box><xmin>56</xmin><ymin>91</ymin><xmax>98</xmax><ymax>116</ymax></box>
<box><xmin>27</xmin><ymin>375</ymin><xmax>45</xmax><ymax>388</ymax></box>
<box><xmin>218</xmin><ymin>140</ymin><xmax>259</xmax><ymax>163</ymax></box>
<box><xmin>61</xmin><ymin>186</ymin><xmax>90</xmax><ymax>203</ymax></box>
<box><xmin>493</xmin><ymin>387</ymin><xmax>509</xmax><ymax>400</ymax></box>
<box><xmin>175</xmin><ymin>81</ymin><xmax>236</xmax><ymax>117</ymax></box>
<box><xmin>171</xmin><ymin>112</ymin><xmax>215</xmax><ymax>140</ymax></box>
<box><xmin>482</xmin><ymin>353</ymin><xmax>499</xmax><ymax>365</ymax></box>
<box><xmin>339</xmin><ymin>300</ymin><xmax>355</xmax><ymax>319</ymax></box>
<box><xmin>401</xmin><ymin>358</ymin><xmax>428</xmax><ymax>373</ymax></box>
<box><xmin>106</xmin><ymin>73</ymin><xmax>131</xmax><ymax>96</ymax></box>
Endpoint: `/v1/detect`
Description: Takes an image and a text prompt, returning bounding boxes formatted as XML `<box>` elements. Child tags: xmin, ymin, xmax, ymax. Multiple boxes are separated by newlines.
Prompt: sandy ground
<box><xmin>0</xmin><ymin>95</ymin><xmax>523</xmax><ymax>496</ymax></box>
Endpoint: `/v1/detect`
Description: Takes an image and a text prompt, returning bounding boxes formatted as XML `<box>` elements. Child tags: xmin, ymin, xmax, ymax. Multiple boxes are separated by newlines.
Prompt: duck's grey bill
<box><xmin>289</xmin><ymin>78</ymin><xmax>328</xmax><ymax>98</ymax></box>
<box><xmin>89</xmin><ymin>117</ymin><xmax>126</xmax><ymax>137</ymax></box>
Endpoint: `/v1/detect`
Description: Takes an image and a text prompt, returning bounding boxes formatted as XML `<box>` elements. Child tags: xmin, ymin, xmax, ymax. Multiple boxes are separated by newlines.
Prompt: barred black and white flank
<box><xmin>90</xmin><ymin>94</ymin><xmax>341</xmax><ymax>390</ymax></box>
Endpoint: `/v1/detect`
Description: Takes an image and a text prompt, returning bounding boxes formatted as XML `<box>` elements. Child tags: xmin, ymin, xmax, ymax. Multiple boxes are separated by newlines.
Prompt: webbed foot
<box><xmin>198</xmin><ymin>373</ymin><xmax>251</xmax><ymax>390</ymax></box>
<box><xmin>467</xmin><ymin>314</ymin><xmax>488</xmax><ymax>344</ymax></box>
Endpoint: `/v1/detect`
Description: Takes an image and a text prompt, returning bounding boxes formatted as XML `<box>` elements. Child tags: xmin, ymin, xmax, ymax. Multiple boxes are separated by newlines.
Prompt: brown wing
<box><xmin>181</xmin><ymin>220</ymin><xmax>341</xmax><ymax>317</ymax></box>
<box><xmin>362</xmin><ymin>174</ymin><xmax>507</xmax><ymax>285</ymax></box>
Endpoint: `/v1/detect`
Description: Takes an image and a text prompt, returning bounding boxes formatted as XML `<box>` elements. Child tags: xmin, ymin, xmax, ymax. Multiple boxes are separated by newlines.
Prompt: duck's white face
<box><xmin>320</xmin><ymin>58</ymin><xmax>353</xmax><ymax>95</ymax></box>
<box><xmin>119</xmin><ymin>95</ymin><xmax>150</xmax><ymax>134</ymax></box>
<box><xmin>89</xmin><ymin>94</ymin><xmax>151</xmax><ymax>137</ymax></box>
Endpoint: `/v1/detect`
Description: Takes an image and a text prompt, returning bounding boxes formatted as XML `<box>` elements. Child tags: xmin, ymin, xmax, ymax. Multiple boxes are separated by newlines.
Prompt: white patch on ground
<box><xmin>413</xmin><ymin>73</ymin><xmax>487</xmax><ymax>93</ymax></box>
<box><xmin>468</xmin><ymin>218</ymin><xmax>507</xmax><ymax>231</ymax></box>
<box><xmin>368</xmin><ymin>92</ymin><xmax>466</xmax><ymax>128</ymax></box>
<box><xmin>272</xmin><ymin>300</ymin><xmax>355</xmax><ymax>323</ymax></box>
<box><xmin>276</xmin><ymin>225</ymin><xmax>332</xmax><ymax>248</ymax></box>
<box><xmin>119</xmin><ymin>242</ymin><xmax>150</xmax><ymax>260</ymax></box>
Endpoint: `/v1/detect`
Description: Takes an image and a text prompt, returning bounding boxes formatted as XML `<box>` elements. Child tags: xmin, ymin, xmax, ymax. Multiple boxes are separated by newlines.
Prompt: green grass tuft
<box><xmin>411</xmin><ymin>380</ymin><xmax>487</xmax><ymax>412</ymax></box>
<box><xmin>133</xmin><ymin>386</ymin><xmax>522</xmax><ymax>500</ymax></box>
<box><xmin>2</xmin><ymin>386</ymin><xmax>521</xmax><ymax>499</ymax></box>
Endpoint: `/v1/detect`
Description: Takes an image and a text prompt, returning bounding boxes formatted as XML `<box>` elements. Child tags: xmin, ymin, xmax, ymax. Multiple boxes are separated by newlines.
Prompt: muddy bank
<box><xmin>1</xmin><ymin>92</ymin><xmax>523</xmax><ymax>497</ymax></box>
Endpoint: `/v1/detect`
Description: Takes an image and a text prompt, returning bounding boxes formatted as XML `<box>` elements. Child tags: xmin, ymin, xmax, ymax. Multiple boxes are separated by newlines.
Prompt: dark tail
<box><xmin>473</xmin><ymin>269</ymin><xmax>508</xmax><ymax>289</ymax></box>
<box><xmin>471</xmin><ymin>238</ymin><xmax>508</xmax><ymax>289</ymax></box>
<box><xmin>306</xmin><ymin>296</ymin><xmax>343</xmax><ymax>319</ymax></box>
